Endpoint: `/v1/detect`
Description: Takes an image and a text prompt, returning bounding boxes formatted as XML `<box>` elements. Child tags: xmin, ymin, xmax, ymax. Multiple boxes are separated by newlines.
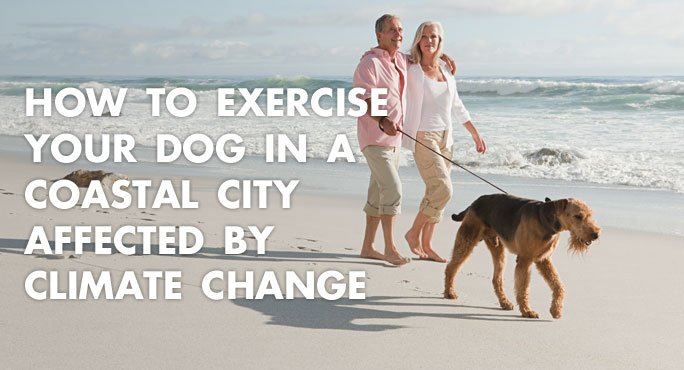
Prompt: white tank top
<box><xmin>419</xmin><ymin>75</ymin><xmax>450</xmax><ymax>132</ymax></box>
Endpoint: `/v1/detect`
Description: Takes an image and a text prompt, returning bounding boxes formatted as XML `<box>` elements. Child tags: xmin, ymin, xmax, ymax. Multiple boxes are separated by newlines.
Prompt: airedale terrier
<box><xmin>443</xmin><ymin>194</ymin><xmax>601</xmax><ymax>319</ymax></box>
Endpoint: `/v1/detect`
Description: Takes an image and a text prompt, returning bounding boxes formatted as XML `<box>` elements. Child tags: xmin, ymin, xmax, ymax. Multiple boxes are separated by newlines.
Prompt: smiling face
<box><xmin>408</xmin><ymin>21</ymin><xmax>444</xmax><ymax>66</ymax></box>
<box><xmin>376</xmin><ymin>17</ymin><xmax>403</xmax><ymax>53</ymax></box>
<box><xmin>419</xmin><ymin>24</ymin><xmax>441</xmax><ymax>57</ymax></box>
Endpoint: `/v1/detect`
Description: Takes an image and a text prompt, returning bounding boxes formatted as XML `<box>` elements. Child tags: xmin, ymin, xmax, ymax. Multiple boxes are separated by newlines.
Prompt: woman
<box><xmin>403</xmin><ymin>21</ymin><xmax>486</xmax><ymax>262</ymax></box>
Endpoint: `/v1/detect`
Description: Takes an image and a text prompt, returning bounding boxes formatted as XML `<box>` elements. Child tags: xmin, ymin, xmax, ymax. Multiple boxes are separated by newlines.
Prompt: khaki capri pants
<box><xmin>414</xmin><ymin>130</ymin><xmax>453</xmax><ymax>223</ymax></box>
<box><xmin>361</xmin><ymin>145</ymin><xmax>402</xmax><ymax>217</ymax></box>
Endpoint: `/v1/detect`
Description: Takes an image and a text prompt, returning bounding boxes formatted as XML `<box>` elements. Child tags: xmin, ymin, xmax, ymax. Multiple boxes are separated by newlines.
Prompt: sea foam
<box><xmin>1</xmin><ymin>75</ymin><xmax>683</xmax><ymax>193</ymax></box>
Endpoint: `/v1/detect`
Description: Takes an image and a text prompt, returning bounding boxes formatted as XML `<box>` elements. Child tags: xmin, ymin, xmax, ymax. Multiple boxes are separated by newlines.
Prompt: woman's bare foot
<box><xmin>405</xmin><ymin>230</ymin><xmax>427</xmax><ymax>258</ymax></box>
<box><xmin>422</xmin><ymin>247</ymin><xmax>447</xmax><ymax>263</ymax></box>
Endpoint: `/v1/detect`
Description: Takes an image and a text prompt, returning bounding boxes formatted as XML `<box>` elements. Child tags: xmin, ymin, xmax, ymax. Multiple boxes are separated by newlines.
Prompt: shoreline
<box><xmin>3</xmin><ymin>133</ymin><xmax>683</xmax><ymax>237</ymax></box>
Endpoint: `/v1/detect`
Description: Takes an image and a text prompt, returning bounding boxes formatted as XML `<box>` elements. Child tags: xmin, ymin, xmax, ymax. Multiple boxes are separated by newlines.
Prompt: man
<box><xmin>354</xmin><ymin>14</ymin><xmax>410</xmax><ymax>266</ymax></box>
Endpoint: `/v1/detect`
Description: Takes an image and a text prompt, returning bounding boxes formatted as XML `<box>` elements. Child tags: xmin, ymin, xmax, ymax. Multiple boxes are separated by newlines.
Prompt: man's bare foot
<box><xmin>384</xmin><ymin>246</ymin><xmax>411</xmax><ymax>266</ymax></box>
<box><xmin>360</xmin><ymin>248</ymin><xmax>385</xmax><ymax>260</ymax></box>
<box><xmin>422</xmin><ymin>247</ymin><xmax>447</xmax><ymax>263</ymax></box>
<box><xmin>405</xmin><ymin>230</ymin><xmax>427</xmax><ymax>258</ymax></box>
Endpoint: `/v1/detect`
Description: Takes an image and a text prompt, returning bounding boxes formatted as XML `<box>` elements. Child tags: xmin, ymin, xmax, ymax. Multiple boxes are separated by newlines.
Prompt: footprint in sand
<box><xmin>296</xmin><ymin>246</ymin><xmax>321</xmax><ymax>252</ymax></box>
<box><xmin>34</xmin><ymin>254</ymin><xmax>66</xmax><ymax>260</ymax></box>
<box><xmin>411</xmin><ymin>286</ymin><xmax>432</xmax><ymax>295</ymax></box>
<box><xmin>296</xmin><ymin>237</ymin><xmax>318</xmax><ymax>243</ymax></box>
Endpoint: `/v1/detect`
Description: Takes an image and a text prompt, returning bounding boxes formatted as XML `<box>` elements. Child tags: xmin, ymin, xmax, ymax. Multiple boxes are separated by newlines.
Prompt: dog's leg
<box><xmin>484</xmin><ymin>237</ymin><xmax>513</xmax><ymax>310</ymax></box>
<box><xmin>444</xmin><ymin>222</ymin><xmax>481</xmax><ymax>299</ymax></box>
<box><xmin>514</xmin><ymin>257</ymin><xmax>538</xmax><ymax>318</ymax></box>
<box><xmin>535</xmin><ymin>258</ymin><xmax>565</xmax><ymax>319</ymax></box>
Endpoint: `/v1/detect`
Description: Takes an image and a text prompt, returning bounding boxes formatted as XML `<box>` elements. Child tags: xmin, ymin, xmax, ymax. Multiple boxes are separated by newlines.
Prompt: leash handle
<box><xmin>397</xmin><ymin>128</ymin><xmax>508</xmax><ymax>194</ymax></box>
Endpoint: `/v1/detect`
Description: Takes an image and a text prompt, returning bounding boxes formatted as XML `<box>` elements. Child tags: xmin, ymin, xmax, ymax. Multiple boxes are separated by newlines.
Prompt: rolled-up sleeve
<box><xmin>353</xmin><ymin>58</ymin><xmax>377</xmax><ymax>100</ymax></box>
<box><xmin>452</xmin><ymin>83</ymin><xmax>472</xmax><ymax>124</ymax></box>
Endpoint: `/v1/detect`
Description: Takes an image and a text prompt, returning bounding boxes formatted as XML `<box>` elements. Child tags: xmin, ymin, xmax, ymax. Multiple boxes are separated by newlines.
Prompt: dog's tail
<box><xmin>451</xmin><ymin>207</ymin><xmax>469</xmax><ymax>222</ymax></box>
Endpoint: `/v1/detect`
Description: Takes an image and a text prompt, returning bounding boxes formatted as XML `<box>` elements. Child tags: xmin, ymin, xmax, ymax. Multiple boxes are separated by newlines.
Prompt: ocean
<box><xmin>1</xmin><ymin>75</ymin><xmax>682</xmax><ymax>194</ymax></box>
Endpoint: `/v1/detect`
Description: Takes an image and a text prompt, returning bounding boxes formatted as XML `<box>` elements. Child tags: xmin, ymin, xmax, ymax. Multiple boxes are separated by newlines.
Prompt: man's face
<box><xmin>376</xmin><ymin>18</ymin><xmax>403</xmax><ymax>52</ymax></box>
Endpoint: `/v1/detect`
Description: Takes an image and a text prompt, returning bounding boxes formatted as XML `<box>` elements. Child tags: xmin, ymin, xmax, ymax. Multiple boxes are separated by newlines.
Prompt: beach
<box><xmin>3</xmin><ymin>0</ymin><xmax>684</xmax><ymax>367</ymax></box>
<box><xmin>1</xmin><ymin>134</ymin><xmax>683</xmax><ymax>370</ymax></box>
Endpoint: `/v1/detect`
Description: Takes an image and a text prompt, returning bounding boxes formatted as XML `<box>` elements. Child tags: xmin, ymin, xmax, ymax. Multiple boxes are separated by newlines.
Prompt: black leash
<box><xmin>397</xmin><ymin>128</ymin><xmax>508</xmax><ymax>194</ymax></box>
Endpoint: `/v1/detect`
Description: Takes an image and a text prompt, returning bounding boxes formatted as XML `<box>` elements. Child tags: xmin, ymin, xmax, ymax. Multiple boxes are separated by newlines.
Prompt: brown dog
<box><xmin>444</xmin><ymin>194</ymin><xmax>600</xmax><ymax>319</ymax></box>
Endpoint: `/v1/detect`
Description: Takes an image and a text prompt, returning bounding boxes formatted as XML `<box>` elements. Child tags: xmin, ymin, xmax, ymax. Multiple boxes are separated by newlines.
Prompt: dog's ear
<box><xmin>555</xmin><ymin>199</ymin><xmax>569</xmax><ymax>211</ymax></box>
<box><xmin>545</xmin><ymin>197</ymin><xmax>552</xmax><ymax>203</ymax></box>
<box><xmin>539</xmin><ymin>201</ymin><xmax>559</xmax><ymax>234</ymax></box>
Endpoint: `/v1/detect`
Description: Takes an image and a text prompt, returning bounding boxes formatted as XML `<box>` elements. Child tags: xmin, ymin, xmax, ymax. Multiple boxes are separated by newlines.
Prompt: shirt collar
<box><xmin>372</xmin><ymin>47</ymin><xmax>399</xmax><ymax>61</ymax></box>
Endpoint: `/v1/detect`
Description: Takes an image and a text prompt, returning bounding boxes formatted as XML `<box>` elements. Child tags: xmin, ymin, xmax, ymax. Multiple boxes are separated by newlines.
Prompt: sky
<box><xmin>1</xmin><ymin>0</ymin><xmax>683</xmax><ymax>77</ymax></box>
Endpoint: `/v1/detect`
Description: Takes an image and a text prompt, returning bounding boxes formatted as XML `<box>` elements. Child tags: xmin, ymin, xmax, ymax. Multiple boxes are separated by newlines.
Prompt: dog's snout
<box><xmin>591</xmin><ymin>232</ymin><xmax>599</xmax><ymax>240</ymax></box>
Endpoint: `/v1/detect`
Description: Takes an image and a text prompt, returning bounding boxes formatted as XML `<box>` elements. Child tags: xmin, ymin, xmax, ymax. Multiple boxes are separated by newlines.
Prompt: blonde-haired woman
<box><xmin>404</xmin><ymin>21</ymin><xmax>486</xmax><ymax>262</ymax></box>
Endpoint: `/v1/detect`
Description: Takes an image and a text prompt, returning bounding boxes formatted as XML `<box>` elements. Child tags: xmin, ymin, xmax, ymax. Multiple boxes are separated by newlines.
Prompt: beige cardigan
<box><xmin>402</xmin><ymin>63</ymin><xmax>472</xmax><ymax>152</ymax></box>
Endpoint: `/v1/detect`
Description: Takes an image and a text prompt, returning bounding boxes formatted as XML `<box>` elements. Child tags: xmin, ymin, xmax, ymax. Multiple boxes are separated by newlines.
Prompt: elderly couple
<box><xmin>354</xmin><ymin>14</ymin><xmax>486</xmax><ymax>266</ymax></box>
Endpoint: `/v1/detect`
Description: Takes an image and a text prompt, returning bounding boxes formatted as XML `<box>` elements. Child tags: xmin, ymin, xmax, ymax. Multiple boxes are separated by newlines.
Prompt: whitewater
<box><xmin>1</xmin><ymin>75</ymin><xmax>682</xmax><ymax>193</ymax></box>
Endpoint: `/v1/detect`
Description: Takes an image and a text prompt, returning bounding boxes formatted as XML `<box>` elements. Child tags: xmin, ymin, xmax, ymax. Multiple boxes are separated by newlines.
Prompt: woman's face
<box><xmin>419</xmin><ymin>25</ymin><xmax>441</xmax><ymax>56</ymax></box>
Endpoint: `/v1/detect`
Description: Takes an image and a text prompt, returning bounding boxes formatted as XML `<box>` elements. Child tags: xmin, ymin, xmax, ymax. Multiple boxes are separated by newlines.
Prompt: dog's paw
<box><xmin>499</xmin><ymin>300</ymin><xmax>514</xmax><ymax>310</ymax></box>
<box><xmin>550</xmin><ymin>306</ymin><xmax>562</xmax><ymax>319</ymax></box>
<box><xmin>444</xmin><ymin>290</ymin><xmax>458</xmax><ymax>300</ymax></box>
<box><xmin>521</xmin><ymin>310</ymin><xmax>539</xmax><ymax>319</ymax></box>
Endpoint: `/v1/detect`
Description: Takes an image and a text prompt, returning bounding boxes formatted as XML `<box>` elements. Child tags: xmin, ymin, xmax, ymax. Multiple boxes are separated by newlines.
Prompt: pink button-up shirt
<box><xmin>353</xmin><ymin>48</ymin><xmax>408</xmax><ymax>151</ymax></box>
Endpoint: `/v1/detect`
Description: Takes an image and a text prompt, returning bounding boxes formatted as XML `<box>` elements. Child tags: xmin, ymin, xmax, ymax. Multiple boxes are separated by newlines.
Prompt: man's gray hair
<box><xmin>375</xmin><ymin>14</ymin><xmax>399</xmax><ymax>33</ymax></box>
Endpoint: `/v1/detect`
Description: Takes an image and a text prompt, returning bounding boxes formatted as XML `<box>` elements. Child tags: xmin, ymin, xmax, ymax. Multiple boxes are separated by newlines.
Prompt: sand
<box><xmin>1</xmin><ymin>149</ymin><xmax>683</xmax><ymax>370</ymax></box>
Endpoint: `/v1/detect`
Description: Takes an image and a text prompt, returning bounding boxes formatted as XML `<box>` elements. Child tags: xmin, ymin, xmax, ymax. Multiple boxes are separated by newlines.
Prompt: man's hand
<box><xmin>379</xmin><ymin>117</ymin><xmax>399</xmax><ymax>136</ymax></box>
<box><xmin>440</xmin><ymin>53</ymin><xmax>457</xmax><ymax>75</ymax></box>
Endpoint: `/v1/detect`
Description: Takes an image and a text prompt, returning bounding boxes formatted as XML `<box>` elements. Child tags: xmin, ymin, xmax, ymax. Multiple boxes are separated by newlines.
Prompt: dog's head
<box><xmin>553</xmin><ymin>198</ymin><xmax>601</xmax><ymax>255</ymax></box>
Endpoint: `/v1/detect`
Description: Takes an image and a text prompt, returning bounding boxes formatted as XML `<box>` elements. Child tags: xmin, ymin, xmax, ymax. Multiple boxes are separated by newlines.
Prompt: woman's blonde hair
<box><xmin>409</xmin><ymin>21</ymin><xmax>444</xmax><ymax>66</ymax></box>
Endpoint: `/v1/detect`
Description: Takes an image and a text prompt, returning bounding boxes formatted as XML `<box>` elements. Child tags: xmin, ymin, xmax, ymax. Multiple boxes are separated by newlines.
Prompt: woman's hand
<box><xmin>463</xmin><ymin>121</ymin><xmax>486</xmax><ymax>154</ymax></box>
<box><xmin>471</xmin><ymin>131</ymin><xmax>486</xmax><ymax>154</ymax></box>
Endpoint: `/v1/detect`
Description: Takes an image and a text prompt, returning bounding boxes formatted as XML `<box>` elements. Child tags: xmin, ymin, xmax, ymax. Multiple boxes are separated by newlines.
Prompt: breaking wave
<box><xmin>456</xmin><ymin>78</ymin><xmax>684</xmax><ymax>96</ymax></box>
